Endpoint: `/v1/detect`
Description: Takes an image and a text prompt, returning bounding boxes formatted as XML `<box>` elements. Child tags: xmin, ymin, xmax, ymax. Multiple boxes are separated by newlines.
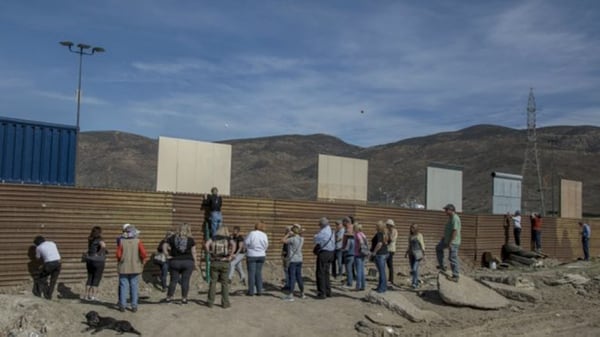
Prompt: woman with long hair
<box><xmin>353</xmin><ymin>223</ymin><xmax>368</xmax><ymax>291</ymax></box>
<box><xmin>371</xmin><ymin>221</ymin><xmax>389</xmax><ymax>293</ymax></box>
<box><xmin>164</xmin><ymin>223</ymin><xmax>198</xmax><ymax>304</ymax></box>
<box><xmin>405</xmin><ymin>223</ymin><xmax>425</xmax><ymax>289</ymax></box>
<box><xmin>85</xmin><ymin>226</ymin><xmax>106</xmax><ymax>301</ymax></box>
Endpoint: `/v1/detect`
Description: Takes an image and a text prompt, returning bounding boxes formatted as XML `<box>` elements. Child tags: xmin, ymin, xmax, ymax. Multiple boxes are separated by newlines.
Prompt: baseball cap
<box><xmin>385</xmin><ymin>219</ymin><xmax>395</xmax><ymax>226</ymax></box>
<box><xmin>443</xmin><ymin>204</ymin><xmax>456</xmax><ymax>211</ymax></box>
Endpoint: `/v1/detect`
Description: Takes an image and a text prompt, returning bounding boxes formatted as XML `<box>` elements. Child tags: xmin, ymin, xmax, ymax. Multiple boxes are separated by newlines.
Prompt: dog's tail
<box><xmin>131</xmin><ymin>328</ymin><xmax>142</xmax><ymax>335</ymax></box>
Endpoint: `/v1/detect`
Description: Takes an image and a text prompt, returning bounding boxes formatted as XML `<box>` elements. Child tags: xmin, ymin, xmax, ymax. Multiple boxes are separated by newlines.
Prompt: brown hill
<box><xmin>76</xmin><ymin>125</ymin><xmax>600</xmax><ymax>215</ymax></box>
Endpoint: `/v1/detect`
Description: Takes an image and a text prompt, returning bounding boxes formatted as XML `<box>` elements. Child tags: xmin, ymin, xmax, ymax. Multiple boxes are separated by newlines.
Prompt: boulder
<box><xmin>364</xmin><ymin>291</ymin><xmax>444</xmax><ymax>323</ymax></box>
<box><xmin>480</xmin><ymin>280</ymin><xmax>542</xmax><ymax>303</ymax></box>
<box><xmin>438</xmin><ymin>273</ymin><xmax>509</xmax><ymax>310</ymax></box>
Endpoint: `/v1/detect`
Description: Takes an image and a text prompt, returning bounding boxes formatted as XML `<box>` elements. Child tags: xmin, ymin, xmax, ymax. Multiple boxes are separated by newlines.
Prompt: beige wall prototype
<box><xmin>156</xmin><ymin>136</ymin><xmax>231</xmax><ymax>195</ymax></box>
<box><xmin>317</xmin><ymin>154</ymin><xmax>368</xmax><ymax>202</ymax></box>
<box><xmin>560</xmin><ymin>179</ymin><xmax>582</xmax><ymax>218</ymax></box>
<box><xmin>426</xmin><ymin>164</ymin><xmax>463</xmax><ymax>212</ymax></box>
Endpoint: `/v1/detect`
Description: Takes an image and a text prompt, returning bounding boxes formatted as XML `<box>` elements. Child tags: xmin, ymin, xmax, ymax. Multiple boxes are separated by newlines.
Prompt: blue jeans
<box><xmin>287</xmin><ymin>262</ymin><xmax>304</xmax><ymax>294</ymax></box>
<box><xmin>158</xmin><ymin>261</ymin><xmax>169</xmax><ymax>289</ymax></box>
<box><xmin>246</xmin><ymin>256</ymin><xmax>265</xmax><ymax>295</ymax></box>
<box><xmin>409</xmin><ymin>255</ymin><xmax>420</xmax><ymax>287</ymax></box>
<box><xmin>228</xmin><ymin>253</ymin><xmax>246</xmax><ymax>281</ymax></box>
<box><xmin>354</xmin><ymin>256</ymin><xmax>365</xmax><ymax>290</ymax></box>
<box><xmin>210</xmin><ymin>211</ymin><xmax>222</xmax><ymax>238</ymax></box>
<box><xmin>119</xmin><ymin>274</ymin><xmax>139</xmax><ymax>309</ymax></box>
<box><xmin>436</xmin><ymin>241</ymin><xmax>460</xmax><ymax>277</ymax></box>
<box><xmin>583</xmin><ymin>237</ymin><xmax>590</xmax><ymax>261</ymax></box>
<box><xmin>345</xmin><ymin>255</ymin><xmax>355</xmax><ymax>286</ymax></box>
<box><xmin>334</xmin><ymin>249</ymin><xmax>344</xmax><ymax>277</ymax></box>
<box><xmin>374</xmin><ymin>254</ymin><xmax>387</xmax><ymax>293</ymax></box>
<box><xmin>532</xmin><ymin>230</ymin><xmax>542</xmax><ymax>251</ymax></box>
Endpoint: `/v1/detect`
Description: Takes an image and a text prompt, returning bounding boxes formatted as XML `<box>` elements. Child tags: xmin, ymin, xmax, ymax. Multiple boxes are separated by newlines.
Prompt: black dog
<box><xmin>83</xmin><ymin>311</ymin><xmax>142</xmax><ymax>335</ymax></box>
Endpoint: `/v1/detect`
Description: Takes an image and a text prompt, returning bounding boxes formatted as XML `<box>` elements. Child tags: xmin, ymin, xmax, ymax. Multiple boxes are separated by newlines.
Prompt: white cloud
<box><xmin>35</xmin><ymin>90</ymin><xmax>110</xmax><ymax>106</ymax></box>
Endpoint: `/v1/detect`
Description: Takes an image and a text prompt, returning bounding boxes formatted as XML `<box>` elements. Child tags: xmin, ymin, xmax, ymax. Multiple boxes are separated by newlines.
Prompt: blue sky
<box><xmin>1</xmin><ymin>1</ymin><xmax>599</xmax><ymax>147</ymax></box>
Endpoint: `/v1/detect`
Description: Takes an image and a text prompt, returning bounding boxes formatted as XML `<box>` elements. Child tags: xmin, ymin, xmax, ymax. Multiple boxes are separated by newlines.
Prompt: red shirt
<box><xmin>531</xmin><ymin>217</ymin><xmax>542</xmax><ymax>231</ymax></box>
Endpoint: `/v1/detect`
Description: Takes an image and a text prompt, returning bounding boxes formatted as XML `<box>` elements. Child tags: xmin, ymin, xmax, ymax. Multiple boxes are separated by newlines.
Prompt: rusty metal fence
<box><xmin>0</xmin><ymin>184</ymin><xmax>597</xmax><ymax>288</ymax></box>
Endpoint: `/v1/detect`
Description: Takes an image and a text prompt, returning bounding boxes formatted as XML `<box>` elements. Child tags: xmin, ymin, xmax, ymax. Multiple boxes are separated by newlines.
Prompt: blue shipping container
<box><xmin>0</xmin><ymin>117</ymin><xmax>77</xmax><ymax>185</ymax></box>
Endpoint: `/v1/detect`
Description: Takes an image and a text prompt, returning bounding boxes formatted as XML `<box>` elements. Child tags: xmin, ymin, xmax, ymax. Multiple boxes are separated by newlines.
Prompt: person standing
<box><xmin>281</xmin><ymin>226</ymin><xmax>292</xmax><ymax>291</ymax></box>
<box><xmin>153</xmin><ymin>231</ymin><xmax>173</xmax><ymax>292</ymax></box>
<box><xmin>530</xmin><ymin>213</ymin><xmax>542</xmax><ymax>253</ymax></box>
<box><xmin>332</xmin><ymin>219</ymin><xmax>346</xmax><ymax>279</ymax></box>
<box><xmin>342</xmin><ymin>221</ymin><xmax>355</xmax><ymax>289</ymax></box>
<box><xmin>33</xmin><ymin>236</ymin><xmax>61</xmax><ymax>300</ymax></box>
<box><xmin>579</xmin><ymin>222</ymin><xmax>591</xmax><ymax>261</ymax></box>
<box><xmin>85</xmin><ymin>226</ymin><xmax>107</xmax><ymax>301</ymax></box>
<box><xmin>405</xmin><ymin>224</ymin><xmax>425</xmax><ymax>289</ymax></box>
<box><xmin>371</xmin><ymin>221</ymin><xmax>389</xmax><ymax>293</ymax></box>
<box><xmin>228</xmin><ymin>226</ymin><xmax>246</xmax><ymax>285</ymax></box>
<box><xmin>436</xmin><ymin>204</ymin><xmax>461</xmax><ymax>282</ymax></box>
<box><xmin>205</xmin><ymin>226</ymin><xmax>236</xmax><ymax>308</ymax></box>
<box><xmin>282</xmin><ymin>224</ymin><xmax>305</xmax><ymax>301</ymax></box>
<box><xmin>116</xmin><ymin>225</ymin><xmax>147</xmax><ymax>312</ymax></box>
<box><xmin>203</xmin><ymin>187</ymin><xmax>223</xmax><ymax>238</ymax></box>
<box><xmin>385</xmin><ymin>219</ymin><xmax>398</xmax><ymax>285</ymax></box>
<box><xmin>511</xmin><ymin>211</ymin><xmax>522</xmax><ymax>246</ymax></box>
<box><xmin>245</xmin><ymin>222</ymin><xmax>269</xmax><ymax>296</ymax></box>
<box><xmin>314</xmin><ymin>217</ymin><xmax>335</xmax><ymax>299</ymax></box>
<box><xmin>164</xmin><ymin>223</ymin><xmax>197</xmax><ymax>304</ymax></box>
<box><xmin>353</xmin><ymin>223</ymin><xmax>368</xmax><ymax>291</ymax></box>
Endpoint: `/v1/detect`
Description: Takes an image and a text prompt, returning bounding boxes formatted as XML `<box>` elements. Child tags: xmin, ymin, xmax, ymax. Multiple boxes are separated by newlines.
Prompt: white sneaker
<box><xmin>282</xmin><ymin>295</ymin><xmax>295</xmax><ymax>302</ymax></box>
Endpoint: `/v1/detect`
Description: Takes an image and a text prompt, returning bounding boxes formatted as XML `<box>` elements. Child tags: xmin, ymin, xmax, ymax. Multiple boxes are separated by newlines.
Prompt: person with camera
<box><xmin>282</xmin><ymin>224</ymin><xmax>305</xmax><ymax>301</ymax></box>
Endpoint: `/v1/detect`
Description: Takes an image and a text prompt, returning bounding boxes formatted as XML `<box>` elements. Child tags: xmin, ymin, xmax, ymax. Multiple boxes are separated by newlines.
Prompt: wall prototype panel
<box><xmin>317</xmin><ymin>154</ymin><xmax>368</xmax><ymax>202</ymax></box>
<box><xmin>491</xmin><ymin>172</ymin><xmax>522</xmax><ymax>214</ymax></box>
<box><xmin>426</xmin><ymin>164</ymin><xmax>463</xmax><ymax>212</ymax></box>
<box><xmin>156</xmin><ymin>136</ymin><xmax>231</xmax><ymax>195</ymax></box>
<box><xmin>560</xmin><ymin>179</ymin><xmax>582</xmax><ymax>218</ymax></box>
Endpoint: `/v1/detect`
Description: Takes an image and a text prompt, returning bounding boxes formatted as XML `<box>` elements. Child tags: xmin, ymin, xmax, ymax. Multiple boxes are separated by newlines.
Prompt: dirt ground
<box><xmin>1</xmin><ymin>258</ymin><xmax>600</xmax><ymax>337</ymax></box>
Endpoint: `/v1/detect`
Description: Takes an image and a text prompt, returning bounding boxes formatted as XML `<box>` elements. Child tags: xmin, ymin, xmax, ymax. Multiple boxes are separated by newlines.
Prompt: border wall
<box><xmin>1</xmin><ymin>184</ymin><xmax>598</xmax><ymax>288</ymax></box>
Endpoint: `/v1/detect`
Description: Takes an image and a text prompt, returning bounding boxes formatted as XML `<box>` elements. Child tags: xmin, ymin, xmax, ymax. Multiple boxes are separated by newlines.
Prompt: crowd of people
<box><xmin>30</xmin><ymin>192</ymin><xmax>592</xmax><ymax>314</ymax></box>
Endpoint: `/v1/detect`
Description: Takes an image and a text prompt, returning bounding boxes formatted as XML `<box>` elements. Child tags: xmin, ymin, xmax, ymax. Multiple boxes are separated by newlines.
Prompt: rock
<box><xmin>480</xmin><ymin>280</ymin><xmax>542</xmax><ymax>303</ymax></box>
<box><xmin>365</xmin><ymin>313</ymin><xmax>404</xmax><ymax>328</ymax></box>
<box><xmin>364</xmin><ymin>291</ymin><xmax>444</xmax><ymax>323</ymax></box>
<box><xmin>438</xmin><ymin>273</ymin><xmax>509</xmax><ymax>310</ymax></box>
<box><xmin>548</xmin><ymin>273</ymin><xmax>591</xmax><ymax>286</ymax></box>
<box><xmin>355</xmin><ymin>320</ymin><xmax>399</xmax><ymax>337</ymax></box>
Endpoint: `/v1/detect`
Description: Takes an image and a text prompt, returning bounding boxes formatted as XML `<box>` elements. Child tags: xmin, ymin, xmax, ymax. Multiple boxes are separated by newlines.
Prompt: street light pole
<box><xmin>59</xmin><ymin>41</ymin><xmax>105</xmax><ymax>131</ymax></box>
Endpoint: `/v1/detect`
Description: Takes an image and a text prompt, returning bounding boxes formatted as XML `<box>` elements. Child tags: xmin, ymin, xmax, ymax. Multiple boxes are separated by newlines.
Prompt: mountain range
<box><xmin>77</xmin><ymin>125</ymin><xmax>600</xmax><ymax>216</ymax></box>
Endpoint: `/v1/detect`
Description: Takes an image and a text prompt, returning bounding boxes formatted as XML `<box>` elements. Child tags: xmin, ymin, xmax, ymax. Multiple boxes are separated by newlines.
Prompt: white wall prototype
<box><xmin>156</xmin><ymin>136</ymin><xmax>231</xmax><ymax>195</ymax></box>
<box><xmin>317</xmin><ymin>154</ymin><xmax>368</xmax><ymax>202</ymax></box>
<box><xmin>560</xmin><ymin>179</ymin><xmax>582</xmax><ymax>218</ymax></box>
<box><xmin>491</xmin><ymin>172</ymin><xmax>522</xmax><ymax>214</ymax></box>
<box><xmin>426</xmin><ymin>164</ymin><xmax>463</xmax><ymax>212</ymax></box>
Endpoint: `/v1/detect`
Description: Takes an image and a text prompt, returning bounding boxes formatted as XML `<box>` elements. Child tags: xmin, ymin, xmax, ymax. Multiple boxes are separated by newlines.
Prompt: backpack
<box><xmin>211</xmin><ymin>235</ymin><xmax>229</xmax><ymax>257</ymax></box>
<box><xmin>358</xmin><ymin>235</ymin><xmax>370</xmax><ymax>257</ymax></box>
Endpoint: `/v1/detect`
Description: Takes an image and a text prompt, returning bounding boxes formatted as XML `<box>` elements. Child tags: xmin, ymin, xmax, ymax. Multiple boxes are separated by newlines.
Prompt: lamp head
<box><xmin>77</xmin><ymin>43</ymin><xmax>91</xmax><ymax>49</ymax></box>
<box><xmin>91</xmin><ymin>47</ymin><xmax>105</xmax><ymax>53</ymax></box>
<box><xmin>59</xmin><ymin>41</ymin><xmax>74</xmax><ymax>48</ymax></box>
